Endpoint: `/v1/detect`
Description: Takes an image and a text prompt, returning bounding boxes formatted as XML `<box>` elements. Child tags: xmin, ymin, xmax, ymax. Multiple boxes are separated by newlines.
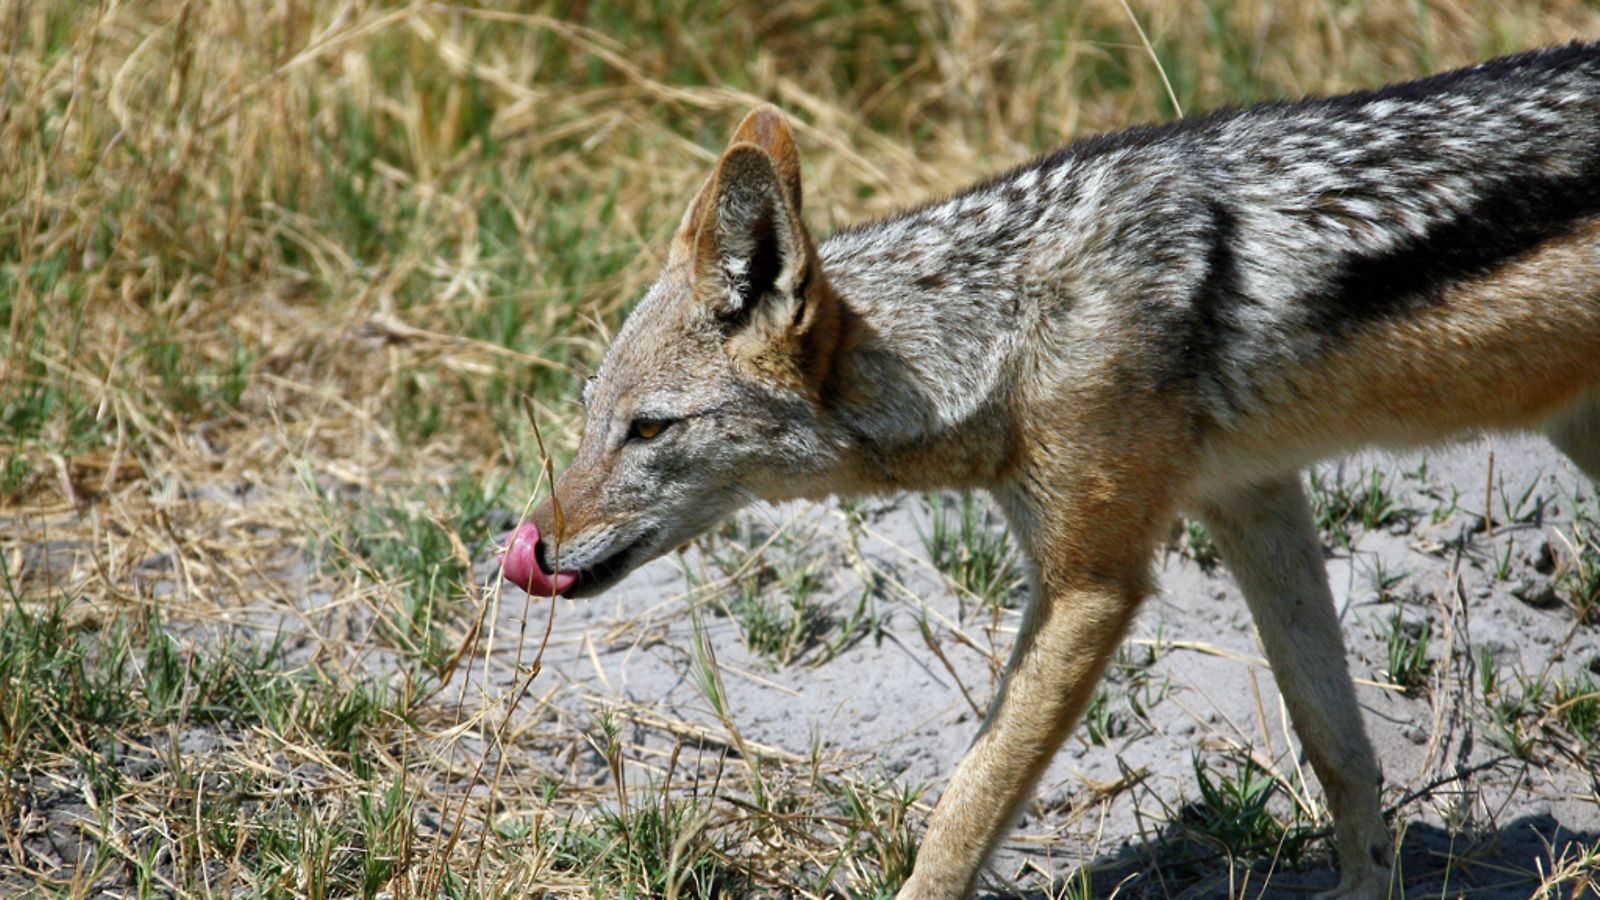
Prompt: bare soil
<box><xmin>490</xmin><ymin>434</ymin><xmax>1600</xmax><ymax>897</ymax></box>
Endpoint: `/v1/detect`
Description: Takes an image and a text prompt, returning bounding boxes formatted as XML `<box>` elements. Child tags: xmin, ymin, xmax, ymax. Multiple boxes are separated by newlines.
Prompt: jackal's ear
<box><xmin>671</xmin><ymin>105</ymin><xmax>802</xmax><ymax>268</ymax></box>
<box><xmin>682</xmin><ymin>109</ymin><xmax>839</xmax><ymax>388</ymax></box>
<box><xmin>728</xmin><ymin>104</ymin><xmax>803</xmax><ymax>210</ymax></box>
<box><xmin>691</xmin><ymin>142</ymin><xmax>812</xmax><ymax>328</ymax></box>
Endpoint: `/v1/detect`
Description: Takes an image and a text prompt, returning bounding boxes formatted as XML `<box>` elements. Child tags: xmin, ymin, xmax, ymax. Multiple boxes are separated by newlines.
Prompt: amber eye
<box><xmin>628</xmin><ymin>418</ymin><xmax>668</xmax><ymax>442</ymax></box>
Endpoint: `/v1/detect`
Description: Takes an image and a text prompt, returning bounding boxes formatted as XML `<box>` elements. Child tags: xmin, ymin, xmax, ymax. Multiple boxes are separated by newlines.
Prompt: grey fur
<box><xmin>820</xmin><ymin>42</ymin><xmax>1600</xmax><ymax>429</ymax></box>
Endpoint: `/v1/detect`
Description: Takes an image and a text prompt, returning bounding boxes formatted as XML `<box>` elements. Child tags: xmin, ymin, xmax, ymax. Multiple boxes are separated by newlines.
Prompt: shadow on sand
<box><xmin>986</xmin><ymin>812</ymin><xmax>1597</xmax><ymax>899</ymax></box>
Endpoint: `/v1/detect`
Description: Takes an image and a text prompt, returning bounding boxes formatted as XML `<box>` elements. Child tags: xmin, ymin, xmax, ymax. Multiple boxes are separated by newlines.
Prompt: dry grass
<box><xmin>4</xmin><ymin>0</ymin><xmax>1600</xmax><ymax>896</ymax></box>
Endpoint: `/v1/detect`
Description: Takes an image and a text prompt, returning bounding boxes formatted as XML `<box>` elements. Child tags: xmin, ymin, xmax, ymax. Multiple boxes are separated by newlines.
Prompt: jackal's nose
<box><xmin>532</xmin><ymin>537</ymin><xmax>555</xmax><ymax>575</ymax></box>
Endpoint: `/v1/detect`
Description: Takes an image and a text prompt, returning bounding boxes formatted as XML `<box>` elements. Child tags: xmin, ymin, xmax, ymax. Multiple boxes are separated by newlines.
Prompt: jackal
<box><xmin>502</xmin><ymin>43</ymin><xmax>1600</xmax><ymax>899</ymax></box>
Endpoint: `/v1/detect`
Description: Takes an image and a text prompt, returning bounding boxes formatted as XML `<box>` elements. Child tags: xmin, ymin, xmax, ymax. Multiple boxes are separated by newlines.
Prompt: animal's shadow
<box><xmin>985</xmin><ymin>811</ymin><xmax>1597</xmax><ymax>898</ymax></box>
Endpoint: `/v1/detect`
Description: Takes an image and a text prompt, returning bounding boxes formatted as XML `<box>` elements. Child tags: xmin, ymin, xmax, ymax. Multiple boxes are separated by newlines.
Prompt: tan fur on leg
<box><xmin>901</xmin><ymin>447</ymin><xmax>1172</xmax><ymax>899</ymax></box>
<box><xmin>900</xmin><ymin>574</ymin><xmax>1145</xmax><ymax>899</ymax></box>
<box><xmin>1546</xmin><ymin>389</ymin><xmax>1600</xmax><ymax>483</ymax></box>
<box><xmin>1198</xmin><ymin>479</ymin><xmax>1392</xmax><ymax>900</ymax></box>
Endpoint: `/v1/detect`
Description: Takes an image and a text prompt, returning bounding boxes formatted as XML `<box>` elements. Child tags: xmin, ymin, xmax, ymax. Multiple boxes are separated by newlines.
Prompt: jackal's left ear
<box><xmin>672</xmin><ymin>105</ymin><xmax>803</xmax><ymax>259</ymax></box>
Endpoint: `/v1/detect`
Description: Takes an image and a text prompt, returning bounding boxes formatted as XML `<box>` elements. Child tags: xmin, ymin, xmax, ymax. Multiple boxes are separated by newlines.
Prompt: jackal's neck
<box><xmin>810</xmin><ymin>208</ymin><xmax>1040</xmax><ymax>494</ymax></box>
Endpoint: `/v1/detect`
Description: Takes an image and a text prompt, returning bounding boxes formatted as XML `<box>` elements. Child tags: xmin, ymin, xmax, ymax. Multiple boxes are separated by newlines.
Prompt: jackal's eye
<box><xmin>627</xmin><ymin>418</ymin><xmax>672</xmax><ymax>442</ymax></box>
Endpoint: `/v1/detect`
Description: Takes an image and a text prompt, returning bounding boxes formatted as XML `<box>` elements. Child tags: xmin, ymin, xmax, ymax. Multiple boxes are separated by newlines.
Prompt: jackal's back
<box><xmin>819</xmin><ymin>42</ymin><xmax>1600</xmax><ymax>461</ymax></box>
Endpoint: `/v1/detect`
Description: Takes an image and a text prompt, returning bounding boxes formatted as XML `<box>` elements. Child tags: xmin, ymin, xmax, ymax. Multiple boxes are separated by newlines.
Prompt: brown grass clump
<box><xmin>3</xmin><ymin>1</ymin><xmax>1599</xmax><ymax>896</ymax></box>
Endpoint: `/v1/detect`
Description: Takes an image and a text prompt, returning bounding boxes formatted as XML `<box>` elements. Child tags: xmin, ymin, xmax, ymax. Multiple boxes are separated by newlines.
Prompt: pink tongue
<box><xmin>502</xmin><ymin>521</ymin><xmax>579</xmax><ymax>596</ymax></box>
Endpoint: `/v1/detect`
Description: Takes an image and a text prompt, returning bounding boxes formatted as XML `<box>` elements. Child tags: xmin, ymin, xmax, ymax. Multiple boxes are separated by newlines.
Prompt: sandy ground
<box><xmin>8</xmin><ymin>434</ymin><xmax>1595</xmax><ymax>897</ymax></box>
<box><xmin>490</xmin><ymin>433</ymin><xmax>1600</xmax><ymax>897</ymax></box>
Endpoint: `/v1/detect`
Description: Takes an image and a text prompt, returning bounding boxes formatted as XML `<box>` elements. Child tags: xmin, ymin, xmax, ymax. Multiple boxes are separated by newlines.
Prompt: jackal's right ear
<box><xmin>674</xmin><ymin>107</ymin><xmax>839</xmax><ymax>388</ymax></box>
<box><xmin>688</xmin><ymin>140</ymin><xmax>812</xmax><ymax>327</ymax></box>
<box><xmin>727</xmin><ymin>104</ymin><xmax>803</xmax><ymax>209</ymax></box>
<box><xmin>671</xmin><ymin>105</ymin><xmax>803</xmax><ymax>268</ymax></box>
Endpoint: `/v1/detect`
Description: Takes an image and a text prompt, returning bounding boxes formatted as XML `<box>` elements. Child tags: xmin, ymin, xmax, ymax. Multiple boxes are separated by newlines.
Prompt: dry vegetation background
<box><xmin>4</xmin><ymin>1</ymin><xmax>1600</xmax><ymax>897</ymax></box>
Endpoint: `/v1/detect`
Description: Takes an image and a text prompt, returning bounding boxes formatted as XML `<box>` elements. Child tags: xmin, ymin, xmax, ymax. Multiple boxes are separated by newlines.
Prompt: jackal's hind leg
<box><xmin>1198</xmin><ymin>478</ymin><xmax>1392</xmax><ymax>900</ymax></box>
<box><xmin>1546</xmin><ymin>388</ymin><xmax>1600</xmax><ymax>483</ymax></box>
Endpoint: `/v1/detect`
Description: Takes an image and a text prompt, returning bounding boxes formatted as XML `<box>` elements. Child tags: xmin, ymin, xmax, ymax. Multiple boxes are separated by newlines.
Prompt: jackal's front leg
<box><xmin>898</xmin><ymin>492</ymin><xmax>1156</xmax><ymax>900</ymax></box>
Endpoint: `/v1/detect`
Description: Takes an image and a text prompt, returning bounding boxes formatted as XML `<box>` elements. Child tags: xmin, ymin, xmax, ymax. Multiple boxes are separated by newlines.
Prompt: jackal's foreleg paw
<box><xmin>1313</xmin><ymin>861</ymin><xmax>1392</xmax><ymax>900</ymax></box>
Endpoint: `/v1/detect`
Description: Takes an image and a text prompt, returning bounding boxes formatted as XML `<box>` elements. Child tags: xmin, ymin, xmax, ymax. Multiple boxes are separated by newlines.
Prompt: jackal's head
<box><xmin>503</xmin><ymin>105</ymin><xmax>846</xmax><ymax>598</ymax></box>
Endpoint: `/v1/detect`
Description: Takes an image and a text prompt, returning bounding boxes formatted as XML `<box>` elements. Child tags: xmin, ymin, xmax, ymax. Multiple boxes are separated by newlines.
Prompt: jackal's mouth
<box><xmin>561</xmin><ymin>529</ymin><xmax>657</xmax><ymax>599</ymax></box>
<box><xmin>504</xmin><ymin>523</ymin><xmax>658</xmax><ymax>598</ymax></box>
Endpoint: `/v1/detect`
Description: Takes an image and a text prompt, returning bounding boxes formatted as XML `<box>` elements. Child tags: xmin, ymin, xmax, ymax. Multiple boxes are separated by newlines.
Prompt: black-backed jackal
<box><xmin>503</xmin><ymin>43</ymin><xmax>1600</xmax><ymax>898</ymax></box>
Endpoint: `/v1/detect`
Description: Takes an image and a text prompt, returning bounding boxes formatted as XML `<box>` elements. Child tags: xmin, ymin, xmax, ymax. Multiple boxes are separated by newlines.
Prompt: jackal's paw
<box><xmin>1312</xmin><ymin>866</ymin><xmax>1392</xmax><ymax>900</ymax></box>
<box><xmin>893</xmin><ymin>873</ymin><xmax>964</xmax><ymax>900</ymax></box>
